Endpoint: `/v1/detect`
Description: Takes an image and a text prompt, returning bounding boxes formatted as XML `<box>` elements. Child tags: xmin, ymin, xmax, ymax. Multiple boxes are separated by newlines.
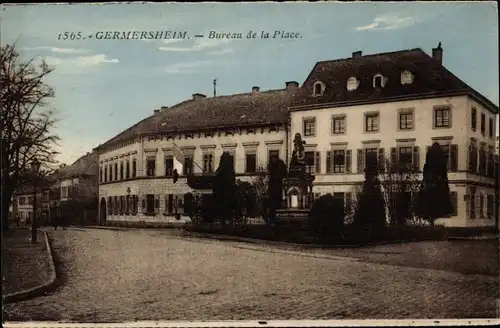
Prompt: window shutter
<box><xmin>141</xmin><ymin>198</ymin><xmax>147</xmax><ymax>214</ymax></box>
<box><xmin>345</xmin><ymin>150</ymin><xmax>352</xmax><ymax>173</ymax></box>
<box><xmin>315</xmin><ymin>151</ymin><xmax>321</xmax><ymax>173</ymax></box>
<box><xmin>412</xmin><ymin>146</ymin><xmax>420</xmax><ymax>171</ymax></box>
<box><xmin>450</xmin><ymin>144</ymin><xmax>458</xmax><ymax>172</ymax></box>
<box><xmin>108</xmin><ymin>197</ymin><xmax>112</xmax><ymax>215</ymax></box>
<box><xmin>357</xmin><ymin>149</ymin><xmax>364</xmax><ymax>173</ymax></box>
<box><xmin>468</xmin><ymin>144</ymin><xmax>473</xmax><ymax>172</ymax></box>
<box><xmin>378</xmin><ymin>148</ymin><xmax>385</xmax><ymax>172</ymax></box>
<box><xmin>390</xmin><ymin>147</ymin><xmax>397</xmax><ymax>172</ymax></box>
<box><xmin>154</xmin><ymin>195</ymin><xmax>160</xmax><ymax>214</ymax></box>
<box><xmin>326</xmin><ymin>151</ymin><xmax>332</xmax><ymax>174</ymax></box>
<box><xmin>450</xmin><ymin>192</ymin><xmax>457</xmax><ymax>216</ymax></box>
<box><xmin>164</xmin><ymin>196</ymin><xmax>169</xmax><ymax>214</ymax></box>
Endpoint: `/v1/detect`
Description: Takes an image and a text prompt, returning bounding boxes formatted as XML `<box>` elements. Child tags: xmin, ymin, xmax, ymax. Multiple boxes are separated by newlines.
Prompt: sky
<box><xmin>1</xmin><ymin>2</ymin><xmax>499</xmax><ymax>165</ymax></box>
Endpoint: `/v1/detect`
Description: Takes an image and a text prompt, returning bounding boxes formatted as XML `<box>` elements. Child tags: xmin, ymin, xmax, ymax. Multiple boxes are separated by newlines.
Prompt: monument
<box><xmin>276</xmin><ymin>133</ymin><xmax>315</xmax><ymax>224</ymax></box>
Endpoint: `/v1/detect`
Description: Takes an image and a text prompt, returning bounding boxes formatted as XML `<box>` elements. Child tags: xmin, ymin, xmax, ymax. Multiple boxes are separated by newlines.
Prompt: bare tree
<box><xmin>1</xmin><ymin>43</ymin><xmax>60</xmax><ymax>229</ymax></box>
<box><xmin>379</xmin><ymin>158</ymin><xmax>421</xmax><ymax>226</ymax></box>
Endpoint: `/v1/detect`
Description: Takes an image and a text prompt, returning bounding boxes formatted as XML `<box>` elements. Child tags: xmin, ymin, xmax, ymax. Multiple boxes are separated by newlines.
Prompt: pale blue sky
<box><xmin>2</xmin><ymin>2</ymin><xmax>498</xmax><ymax>165</ymax></box>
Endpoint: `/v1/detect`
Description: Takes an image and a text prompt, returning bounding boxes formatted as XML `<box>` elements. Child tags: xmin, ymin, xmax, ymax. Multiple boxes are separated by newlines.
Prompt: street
<box><xmin>3</xmin><ymin>228</ymin><xmax>498</xmax><ymax>322</ymax></box>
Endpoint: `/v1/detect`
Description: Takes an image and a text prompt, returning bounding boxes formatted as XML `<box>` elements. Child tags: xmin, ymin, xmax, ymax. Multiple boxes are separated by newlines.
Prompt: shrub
<box><xmin>309</xmin><ymin>194</ymin><xmax>345</xmax><ymax>243</ymax></box>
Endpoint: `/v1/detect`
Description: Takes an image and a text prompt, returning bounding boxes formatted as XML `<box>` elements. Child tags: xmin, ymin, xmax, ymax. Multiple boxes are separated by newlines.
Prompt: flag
<box><xmin>172</xmin><ymin>142</ymin><xmax>185</xmax><ymax>174</ymax></box>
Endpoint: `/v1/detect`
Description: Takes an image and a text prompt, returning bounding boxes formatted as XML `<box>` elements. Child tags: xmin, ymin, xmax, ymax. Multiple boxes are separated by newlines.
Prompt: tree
<box><xmin>353</xmin><ymin>151</ymin><xmax>386</xmax><ymax>239</ymax></box>
<box><xmin>1</xmin><ymin>43</ymin><xmax>60</xmax><ymax>230</ymax></box>
<box><xmin>379</xmin><ymin>158</ymin><xmax>421</xmax><ymax>226</ymax></box>
<box><xmin>212</xmin><ymin>151</ymin><xmax>236</xmax><ymax>227</ymax></box>
<box><xmin>415</xmin><ymin>142</ymin><xmax>453</xmax><ymax>226</ymax></box>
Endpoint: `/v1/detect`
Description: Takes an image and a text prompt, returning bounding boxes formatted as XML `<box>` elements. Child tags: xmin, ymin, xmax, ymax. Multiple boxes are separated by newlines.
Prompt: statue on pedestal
<box><xmin>289</xmin><ymin>133</ymin><xmax>306</xmax><ymax>177</ymax></box>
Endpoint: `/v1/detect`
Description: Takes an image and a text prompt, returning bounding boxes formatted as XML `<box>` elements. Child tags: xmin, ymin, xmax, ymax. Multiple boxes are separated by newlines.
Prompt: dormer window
<box><xmin>347</xmin><ymin>77</ymin><xmax>359</xmax><ymax>91</ymax></box>
<box><xmin>373</xmin><ymin>74</ymin><xmax>386</xmax><ymax>88</ymax></box>
<box><xmin>313</xmin><ymin>81</ymin><xmax>325</xmax><ymax>96</ymax></box>
<box><xmin>400</xmin><ymin>71</ymin><xmax>414</xmax><ymax>85</ymax></box>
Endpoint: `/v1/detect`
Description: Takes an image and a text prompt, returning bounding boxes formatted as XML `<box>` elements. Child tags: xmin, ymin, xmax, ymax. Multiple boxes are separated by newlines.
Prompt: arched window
<box><xmin>313</xmin><ymin>81</ymin><xmax>324</xmax><ymax>96</ymax></box>
<box><xmin>400</xmin><ymin>71</ymin><xmax>414</xmax><ymax>85</ymax></box>
<box><xmin>373</xmin><ymin>73</ymin><xmax>386</xmax><ymax>88</ymax></box>
<box><xmin>347</xmin><ymin>77</ymin><xmax>359</xmax><ymax>91</ymax></box>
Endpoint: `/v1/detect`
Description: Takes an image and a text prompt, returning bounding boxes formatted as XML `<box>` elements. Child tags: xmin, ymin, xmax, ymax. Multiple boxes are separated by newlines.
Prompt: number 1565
<box><xmin>58</xmin><ymin>32</ymin><xmax>83</xmax><ymax>40</ymax></box>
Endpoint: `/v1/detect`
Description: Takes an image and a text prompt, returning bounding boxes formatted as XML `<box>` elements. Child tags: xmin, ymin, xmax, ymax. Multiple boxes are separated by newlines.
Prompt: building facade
<box><xmin>95</xmin><ymin>45</ymin><xmax>499</xmax><ymax>228</ymax></box>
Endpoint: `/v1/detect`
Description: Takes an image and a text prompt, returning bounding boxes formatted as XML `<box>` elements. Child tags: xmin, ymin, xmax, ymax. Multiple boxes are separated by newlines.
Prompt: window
<box><xmin>373</xmin><ymin>74</ymin><xmax>385</xmax><ymax>88</ymax></box>
<box><xmin>399</xmin><ymin>111</ymin><xmax>413</xmax><ymax>130</ymax></box>
<box><xmin>333</xmin><ymin>150</ymin><xmax>345</xmax><ymax>173</ymax></box>
<box><xmin>479</xmin><ymin>147</ymin><xmax>486</xmax><ymax>176</ymax></box>
<box><xmin>434</xmin><ymin>107</ymin><xmax>450</xmax><ymax>128</ymax></box>
<box><xmin>434</xmin><ymin>144</ymin><xmax>458</xmax><ymax>172</ymax></box>
<box><xmin>131</xmin><ymin>196</ymin><xmax>138</xmax><ymax>215</ymax></box>
<box><xmin>245</xmin><ymin>153</ymin><xmax>257</xmax><ymax>173</ymax></box>
<box><xmin>146</xmin><ymin>194</ymin><xmax>155</xmax><ymax>213</ymax></box>
<box><xmin>166</xmin><ymin>194</ymin><xmax>174</xmax><ymax>214</ymax></box>
<box><xmin>164</xmin><ymin>156</ymin><xmax>174</xmax><ymax>177</ymax></box>
<box><xmin>114</xmin><ymin>163</ymin><xmax>118</xmax><ymax>180</ymax></box>
<box><xmin>126</xmin><ymin>161</ymin><xmax>130</xmax><ymax>179</ymax></box>
<box><xmin>471</xmin><ymin>107</ymin><xmax>477</xmax><ymax>131</ymax></box>
<box><xmin>450</xmin><ymin>192</ymin><xmax>458</xmax><ymax>217</ymax></box>
<box><xmin>469</xmin><ymin>189</ymin><xmax>476</xmax><ymax>219</ymax></box>
<box><xmin>120</xmin><ymin>162</ymin><xmax>124</xmax><ymax>180</ymax></box>
<box><xmin>268</xmin><ymin>150</ymin><xmax>280</xmax><ymax>164</ymax></box>
<box><xmin>181</xmin><ymin>156</ymin><xmax>193</xmax><ymax>175</ymax></box>
<box><xmin>203</xmin><ymin>153</ymin><xmax>213</xmax><ymax>173</ymax></box>
<box><xmin>146</xmin><ymin>157</ymin><xmax>156</xmax><ymax>177</ymax></box>
<box><xmin>398</xmin><ymin>147</ymin><xmax>413</xmax><ymax>172</ymax></box>
<box><xmin>99</xmin><ymin>168</ymin><xmax>103</xmax><ymax>183</ymax></box>
<box><xmin>119</xmin><ymin>196</ymin><xmax>124</xmax><ymax>215</ymax></box>
<box><xmin>107</xmin><ymin>197</ymin><xmax>112</xmax><ymax>215</ymax></box>
<box><xmin>226</xmin><ymin>153</ymin><xmax>235</xmax><ymax>170</ymax></box>
<box><xmin>113</xmin><ymin>196</ymin><xmax>118</xmax><ymax>215</ymax></box>
<box><xmin>109</xmin><ymin>164</ymin><xmax>113</xmax><ymax>181</ymax></box>
<box><xmin>313</xmin><ymin>82</ymin><xmax>323</xmax><ymax>96</ymax></box>
<box><xmin>332</xmin><ymin>116</ymin><xmax>345</xmax><ymax>134</ymax></box>
<box><xmin>468</xmin><ymin>143</ymin><xmax>478</xmax><ymax>173</ymax></box>
<box><xmin>125</xmin><ymin>195</ymin><xmax>130</xmax><ymax>215</ymax></box>
<box><xmin>489</xmin><ymin>118</ymin><xmax>494</xmax><ymax>138</ymax></box>
<box><xmin>347</xmin><ymin>77</ymin><xmax>359</xmax><ymax>91</ymax></box>
<box><xmin>305</xmin><ymin>151</ymin><xmax>315</xmax><ymax>174</ymax></box>
<box><xmin>357</xmin><ymin>148</ymin><xmax>379</xmax><ymax>173</ymax></box>
<box><xmin>400</xmin><ymin>71</ymin><xmax>414</xmax><ymax>85</ymax></box>
<box><xmin>479</xmin><ymin>194</ymin><xmax>484</xmax><ymax>218</ymax></box>
<box><xmin>487</xmin><ymin>150</ymin><xmax>495</xmax><ymax>178</ymax></box>
<box><xmin>303</xmin><ymin>118</ymin><xmax>316</xmax><ymax>137</ymax></box>
<box><xmin>487</xmin><ymin>194</ymin><xmax>494</xmax><ymax>219</ymax></box>
<box><xmin>132</xmin><ymin>159</ymin><xmax>137</xmax><ymax>178</ymax></box>
<box><xmin>480</xmin><ymin>113</ymin><xmax>486</xmax><ymax>135</ymax></box>
<box><xmin>365</xmin><ymin>113</ymin><xmax>379</xmax><ymax>132</ymax></box>
<box><xmin>104</xmin><ymin>166</ymin><xmax>108</xmax><ymax>183</ymax></box>
<box><xmin>19</xmin><ymin>197</ymin><xmax>26</xmax><ymax>205</ymax></box>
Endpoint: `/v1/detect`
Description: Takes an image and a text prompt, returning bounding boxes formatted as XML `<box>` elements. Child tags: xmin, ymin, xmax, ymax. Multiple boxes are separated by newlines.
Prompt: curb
<box><xmin>2</xmin><ymin>230</ymin><xmax>58</xmax><ymax>304</ymax></box>
<box><xmin>447</xmin><ymin>235</ymin><xmax>499</xmax><ymax>241</ymax></box>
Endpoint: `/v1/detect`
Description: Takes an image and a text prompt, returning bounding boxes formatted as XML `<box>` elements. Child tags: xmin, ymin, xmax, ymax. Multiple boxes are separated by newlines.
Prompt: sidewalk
<box><xmin>1</xmin><ymin>228</ymin><xmax>58</xmax><ymax>303</ymax></box>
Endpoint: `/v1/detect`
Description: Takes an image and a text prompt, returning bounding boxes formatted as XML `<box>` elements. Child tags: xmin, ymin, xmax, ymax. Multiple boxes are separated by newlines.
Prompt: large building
<box><xmin>95</xmin><ymin>44</ymin><xmax>498</xmax><ymax>228</ymax></box>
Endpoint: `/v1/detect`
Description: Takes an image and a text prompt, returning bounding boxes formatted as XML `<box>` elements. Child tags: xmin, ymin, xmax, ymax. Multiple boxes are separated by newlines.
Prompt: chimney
<box><xmin>192</xmin><ymin>93</ymin><xmax>206</xmax><ymax>101</ymax></box>
<box><xmin>154</xmin><ymin>109</ymin><xmax>160</xmax><ymax>114</ymax></box>
<box><xmin>285</xmin><ymin>81</ymin><xmax>299</xmax><ymax>91</ymax></box>
<box><xmin>59</xmin><ymin>164</ymin><xmax>66</xmax><ymax>168</ymax></box>
<box><xmin>86</xmin><ymin>152</ymin><xmax>90</xmax><ymax>156</ymax></box>
<box><xmin>432</xmin><ymin>42</ymin><xmax>443</xmax><ymax>65</ymax></box>
<box><xmin>352</xmin><ymin>51</ymin><xmax>362</xmax><ymax>58</ymax></box>
<box><xmin>160</xmin><ymin>106</ymin><xmax>169</xmax><ymax>111</ymax></box>
<box><xmin>252</xmin><ymin>86</ymin><xmax>260</xmax><ymax>93</ymax></box>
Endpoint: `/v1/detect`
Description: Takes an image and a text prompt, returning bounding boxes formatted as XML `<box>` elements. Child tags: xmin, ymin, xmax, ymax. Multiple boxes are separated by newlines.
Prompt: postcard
<box><xmin>1</xmin><ymin>1</ymin><xmax>499</xmax><ymax>327</ymax></box>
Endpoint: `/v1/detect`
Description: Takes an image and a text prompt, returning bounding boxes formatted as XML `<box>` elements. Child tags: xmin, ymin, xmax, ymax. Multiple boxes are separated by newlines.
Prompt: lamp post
<box><xmin>31</xmin><ymin>157</ymin><xmax>41</xmax><ymax>244</ymax></box>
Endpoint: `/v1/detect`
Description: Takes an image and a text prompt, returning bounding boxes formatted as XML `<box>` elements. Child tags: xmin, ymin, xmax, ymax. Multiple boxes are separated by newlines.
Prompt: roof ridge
<box><xmin>316</xmin><ymin>48</ymin><xmax>426</xmax><ymax>65</ymax></box>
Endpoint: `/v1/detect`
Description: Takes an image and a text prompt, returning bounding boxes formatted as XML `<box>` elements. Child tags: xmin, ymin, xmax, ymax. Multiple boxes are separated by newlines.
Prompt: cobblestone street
<box><xmin>3</xmin><ymin>228</ymin><xmax>498</xmax><ymax>322</ymax></box>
